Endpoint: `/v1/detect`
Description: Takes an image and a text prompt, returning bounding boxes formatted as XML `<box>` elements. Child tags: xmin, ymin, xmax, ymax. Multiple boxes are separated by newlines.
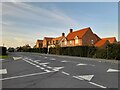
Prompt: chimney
<box><xmin>62</xmin><ymin>33</ymin><xmax>65</xmax><ymax>36</ymax></box>
<box><xmin>70</xmin><ymin>29</ymin><xmax>73</xmax><ymax>33</ymax></box>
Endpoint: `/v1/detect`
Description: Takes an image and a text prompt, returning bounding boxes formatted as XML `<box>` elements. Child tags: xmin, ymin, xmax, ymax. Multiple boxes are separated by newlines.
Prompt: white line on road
<box><xmin>73</xmin><ymin>76</ymin><xmax>83</xmax><ymax>80</ymax></box>
<box><xmin>61</xmin><ymin>60</ymin><xmax>68</xmax><ymax>63</ymax></box>
<box><xmin>76</xmin><ymin>63</ymin><xmax>87</xmax><ymax>66</ymax></box>
<box><xmin>0</xmin><ymin>69</ymin><xmax>7</xmax><ymax>74</ymax></box>
<box><xmin>36</xmin><ymin>65</ymin><xmax>40</xmax><ymax>67</ymax></box>
<box><xmin>23</xmin><ymin>59</ymin><xmax>37</xmax><ymax>66</ymax></box>
<box><xmin>34</xmin><ymin>60</ymin><xmax>41</xmax><ymax>62</ymax></box>
<box><xmin>62</xmin><ymin>71</ymin><xmax>70</xmax><ymax>76</ymax></box>
<box><xmin>89</xmin><ymin>82</ymin><xmax>107</xmax><ymax>88</ymax></box>
<box><xmin>42</xmin><ymin>64</ymin><xmax>47</xmax><ymax>67</ymax></box>
<box><xmin>39</xmin><ymin>67</ymin><xmax>45</xmax><ymax>70</ymax></box>
<box><xmin>50</xmin><ymin>58</ymin><xmax>56</xmax><ymax>60</ymax></box>
<box><xmin>0</xmin><ymin>71</ymin><xmax>57</xmax><ymax>81</ymax></box>
<box><xmin>47</xmin><ymin>66</ymin><xmax>52</xmax><ymax>69</ymax></box>
<box><xmin>39</xmin><ymin>63</ymin><xmax>49</xmax><ymax>65</ymax></box>
<box><xmin>44</xmin><ymin>69</ymin><xmax>51</xmax><ymax>72</ymax></box>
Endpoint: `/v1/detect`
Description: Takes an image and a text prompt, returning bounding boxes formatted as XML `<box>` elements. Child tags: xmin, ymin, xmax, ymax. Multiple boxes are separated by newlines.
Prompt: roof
<box><xmin>93</xmin><ymin>33</ymin><xmax>101</xmax><ymax>40</ymax></box>
<box><xmin>94</xmin><ymin>39</ymin><xmax>109</xmax><ymax>47</ymax></box>
<box><xmin>102</xmin><ymin>37</ymin><xmax>116</xmax><ymax>44</ymax></box>
<box><xmin>118</xmin><ymin>41</ymin><xmax>120</xmax><ymax>44</ymax></box>
<box><xmin>66</xmin><ymin>27</ymin><xmax>91</xmax><ymax>40</ymax></box>
<box><xmin>52</xmin><ymin>36</ymin><xmax>63</xmax><ymax>41</ymax></box>
<box><xmin>44</xmin><ymin>37</ymin><xmax>53</xmax><ymax>41</ymax></box>
<box><xmin>37</xmin><ymin>40</ymin><xmax>43</xmax><ymax>43</ymax></box>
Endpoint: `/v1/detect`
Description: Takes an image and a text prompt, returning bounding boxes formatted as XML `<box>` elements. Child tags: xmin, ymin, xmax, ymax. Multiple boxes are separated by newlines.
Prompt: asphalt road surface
<box><xmin>1</xmin><ymin>52</ymin><xmax>119</xmax><ymax>88</ymax></box>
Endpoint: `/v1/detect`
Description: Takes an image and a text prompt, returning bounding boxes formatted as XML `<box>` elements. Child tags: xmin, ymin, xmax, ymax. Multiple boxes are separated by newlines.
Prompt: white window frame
<box><xmin>70</xmin><ymin>41</ymin><xmax>72</xmax><ymax>44</ymax></box>
<box><xmin>75</xmin><ymin>36</ymin><xmax>79</xmax><ymax>44</ymax></box>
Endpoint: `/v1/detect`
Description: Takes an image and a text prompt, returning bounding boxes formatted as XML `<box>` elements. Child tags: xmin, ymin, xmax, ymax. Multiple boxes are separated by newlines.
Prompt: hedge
<box><xmin>49</xmin><ymin>44</ymin><xmax>120</xmax><ymax>60</ymax></box>
<box><xmin>49</xmin><ymin>46</ymin><xmax>96</xmax><ymax>57</ymax></box>
<box><xmin>17</xmin><ymin>48</ymin><xmax>48</xmax><ymax>54</ymax></box>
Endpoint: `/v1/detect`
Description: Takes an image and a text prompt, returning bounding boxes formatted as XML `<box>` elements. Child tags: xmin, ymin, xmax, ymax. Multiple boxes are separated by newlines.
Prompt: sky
<box><xmin>1</xmin><ymin>1</ymin><xmax>118</xmax><ymax>48</ymax></box>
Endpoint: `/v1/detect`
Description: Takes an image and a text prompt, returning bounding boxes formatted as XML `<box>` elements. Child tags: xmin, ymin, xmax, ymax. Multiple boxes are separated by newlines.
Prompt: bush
<box><xmin>107</xmin><ymin>44</ymin><xmax>120</xmax><ymax>60</ymax></box>
<box><xmin>93</xmin><ymin>48</ymin><xmax>107</xmax><ymax>59</ymax></box>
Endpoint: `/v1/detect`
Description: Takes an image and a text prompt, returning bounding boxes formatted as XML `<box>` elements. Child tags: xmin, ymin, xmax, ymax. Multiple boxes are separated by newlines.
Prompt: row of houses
<box><xmin>34</xmin><ymin>27</ymin><xmax>117</xmax><ymax>48</ymax></box>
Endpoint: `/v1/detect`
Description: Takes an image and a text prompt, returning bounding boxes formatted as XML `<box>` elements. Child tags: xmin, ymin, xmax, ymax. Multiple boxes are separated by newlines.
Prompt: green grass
<box><xmin>0</xmin><ymin>55</ymin><xmax>9</xmax><ymax>59</ymax></box>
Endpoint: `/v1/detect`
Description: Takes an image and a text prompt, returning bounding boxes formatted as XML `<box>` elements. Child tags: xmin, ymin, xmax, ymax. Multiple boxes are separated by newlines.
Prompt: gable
<box><xmin>66</xmin><ymin>27</ymin><xmax>91</xmax><ymax>41</ymax></box>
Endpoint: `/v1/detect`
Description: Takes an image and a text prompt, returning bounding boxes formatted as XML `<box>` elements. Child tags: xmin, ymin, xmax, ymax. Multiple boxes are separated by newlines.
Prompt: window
<box><xmin>70</xmin><ymin>41</ymin><xmax>72</xmax><ymax>44</ymax></box>
<box><xmin>75</xmin><ymin>36</ymin><xmax>78</xmax><ymax>44</ymax></box>
<box><xmin>64</xmin><ymin>40</ymin><xmax>67</xmax><ymax>45</ymax></box>
<box><xmin>91</xmin><ymin>40</ymin><xmax>94</xmax><ymax>44</ymax></box>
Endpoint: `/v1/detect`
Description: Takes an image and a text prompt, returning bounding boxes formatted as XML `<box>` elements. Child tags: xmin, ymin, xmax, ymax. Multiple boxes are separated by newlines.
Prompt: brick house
<box><xmin>101</xmin><ymin>37</ymin><xmax>117</xmax><ymax>44</ymax></box>
<box><xmin>35</xmin><ymin>27</ymin><xmax>117</xmax><ymax>48</ymax></box>
<box><xmin>61</xmin><ymin>27</ymin><xmax>101</xmax><ymax>47</ymax></box>
<box><xmin>42</xmin><ymin>37</ymin><xmax>53</xmax><ymax>48</ymax></box>
<box><xmin>42</xmin><ymin>33</ymin><xmax>65</xmax><ymax>48</ymax></box>
<box><xmin>34</xmin><ymin>40</ymin><xmax>43</xmax><ymax>48</ymax></box>
<box><xmin>95</xmin><ymin>37</ymin><xmax>117</xmax><ymax>48</ymax></box>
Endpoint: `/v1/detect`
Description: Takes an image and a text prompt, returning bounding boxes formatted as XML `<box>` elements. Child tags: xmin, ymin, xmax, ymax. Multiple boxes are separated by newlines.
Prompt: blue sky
<box><xmin>1</xmin><ymin>2</ymin><xmax>118</xmax><ymax>48</ymax></box>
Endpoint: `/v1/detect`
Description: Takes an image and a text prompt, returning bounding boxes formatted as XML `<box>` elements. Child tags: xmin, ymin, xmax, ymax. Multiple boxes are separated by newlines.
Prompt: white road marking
<box><xmin>107</xmin><ymin>68</ymin><xmax>120</xmax><ymax>73</ymax></box>
<box><xmin>61</xmin><ymin>60</ymin><xmax>68</xmax><ymax>63</ymax></box>
<box><xmin>44</xmin><ymin>57</ymin><xmax>48</xmax><ymax>59</ymax></box>
<box><xmin>50</xmin><ymin>58</ymin><xmax>56</xmax><ymax>60</ymax></box>
<box><xmin>13</xmin><ymin>57</ymin><xmax>22</xmax><ymax>60</ymax></box>
<box><xmin>0</xmin><ymin>69</ymin><xmax>7</xmax><ymax>74</ymax></box>
<box><xmin>42</xmin><ymin>64</ymin><xmax>47</xmax><ymax>67</ymax></box>
<box><xmin>73</xmin><ymin>76</ymin><xmax>84</xmax><ymax>80</ymax></box>
<box><xmin>47</xmin><ymin>66</ymin><xmax>52</xmax><ymax>69</ymax></box>
<box><xmin>76</xmin><ymin>63</ymin><xmax>87</xmax><ymax>66</ymax></box>
<box><xmin>39</xmin><ymin>63</ymin><xmax>49</xmax><ymax>65</ymax></box>
<box><xmin>44</xmin><ymin>69</ymin><xmax>51</xmax><ymax>72</ymax></box>
<box><xmin>23</xmin><ymin>59</ymin><xmax>37</xmax><ymax>66</ymax></box>
<box><xmin>89</xmin><ymin>82</ymin><xmax>107</xmax><ymax>88</ymax></box>
<box><xmin>76</xmin><ymin>63</ymin><xmax>95</xmax><ymax>67</ymax></box>
<box><xmin>62</xmin><ymin>71</ymin><xmax>70</xmax><ymax>76</ymax></box>
<box><xmin>76</xmin><ymin>75</ymin><xmax>94</xmax><ymax>81</ymax></box>
<box><xmin>53</xmin><ymin>67</ymin><xmax>64</xmax><ymax>70</ymax></box>
<box><xmin>53</xmin><ymin>67</ymin><xmax>64</xmax><ymax>71</ymax></box>
<box><xmin>0</xmin><ymin>70</ymin><xmax>57</xmax><ymax>81</ymax></box>
<box><xmin>34</xmin><ymin>60</ymin><xmax>41</xmax><ymax>62</ymax></box>
<box><xmin>39</xmin><ymin>67</ymin><xmax>45</xmax><ymax>70</ymax></box>
<box><xmin>0</xmin><ymin>59</ymin><xmax>4</xmax><ymax>61</ymax></box>
<box><xmin>36</xmin><ymin>65</ymin><xmax>40</xmax><ymax>67</ymax></box>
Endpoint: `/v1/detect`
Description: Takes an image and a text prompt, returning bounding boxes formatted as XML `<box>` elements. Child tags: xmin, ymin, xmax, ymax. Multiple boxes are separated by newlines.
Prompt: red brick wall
<box><xmin>82</xmin><ymin>29</ymin><xmax>100</xmax><ymax>45</ymax></box>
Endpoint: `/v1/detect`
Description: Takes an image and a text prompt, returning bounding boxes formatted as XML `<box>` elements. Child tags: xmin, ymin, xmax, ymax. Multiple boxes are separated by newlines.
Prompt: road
<box><xmin>0</xmin><ymin>52</ymin><xmax>119</xmax><ymax>88</ymax></box>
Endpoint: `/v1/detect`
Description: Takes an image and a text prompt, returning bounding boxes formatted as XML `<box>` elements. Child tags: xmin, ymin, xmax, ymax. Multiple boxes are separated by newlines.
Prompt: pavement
<box><xmin>0</xmin><ymin>52</ymin><xmax>119</xmax><ymax>88</ymax></box>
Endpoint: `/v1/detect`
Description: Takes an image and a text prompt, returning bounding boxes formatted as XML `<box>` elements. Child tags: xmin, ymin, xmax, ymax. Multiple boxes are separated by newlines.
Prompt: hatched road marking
<box><xmin>62</xmin><ymin>71</ymin><xmax>70</xmax><ymax>76</ymax></box>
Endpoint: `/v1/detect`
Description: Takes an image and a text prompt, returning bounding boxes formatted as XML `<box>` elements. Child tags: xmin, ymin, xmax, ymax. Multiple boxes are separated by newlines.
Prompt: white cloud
<box><xmin>2</xmin><ymin>2</ymin><xmax>79</xmax><ymax>28</ymax></box>
<box><xmin>2</xmin><ymin>2</ymin><xmax>80</xmax><ymax>47</ymax></box>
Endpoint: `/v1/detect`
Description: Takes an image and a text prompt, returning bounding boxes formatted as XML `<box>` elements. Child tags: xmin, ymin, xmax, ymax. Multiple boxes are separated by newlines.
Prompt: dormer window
<box><xmin>75</xmin><ymin>36</ymin><xmax>78</xmax><ymax>44</ymax></box>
